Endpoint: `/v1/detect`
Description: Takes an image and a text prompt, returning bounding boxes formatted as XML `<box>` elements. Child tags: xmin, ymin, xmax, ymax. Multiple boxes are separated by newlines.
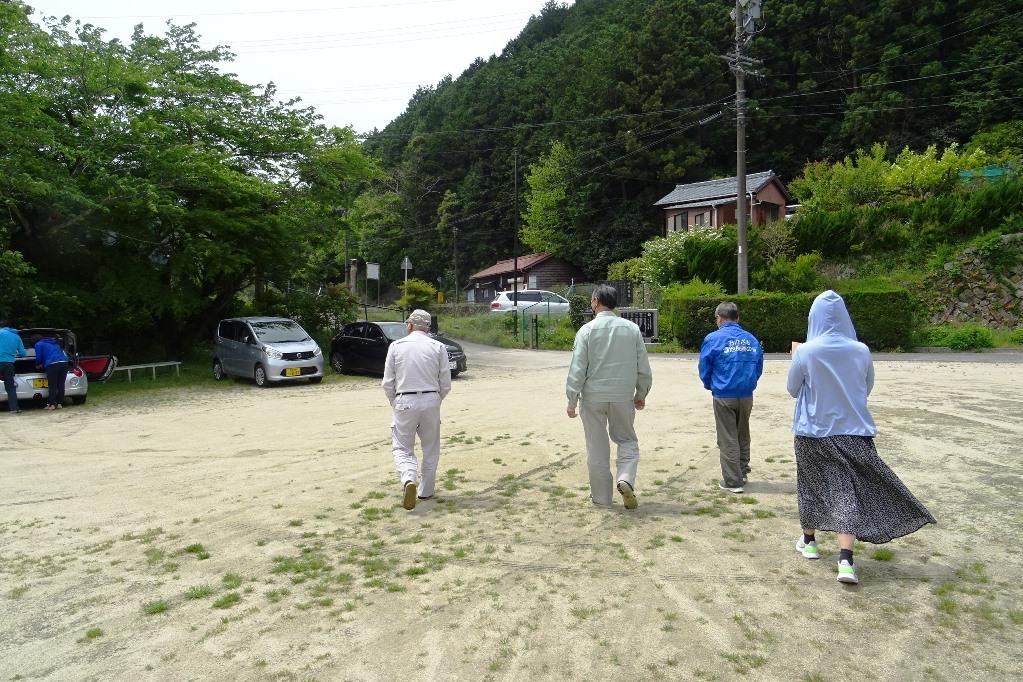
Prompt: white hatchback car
<box><xmin>489</xmin><ymin>290</ymin><xmax>570</xmax><ymax>314</ymax></box>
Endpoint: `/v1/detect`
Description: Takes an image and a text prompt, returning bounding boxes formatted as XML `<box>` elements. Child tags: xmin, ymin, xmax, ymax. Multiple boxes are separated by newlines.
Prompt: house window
<box><xmin>763</xmin><ymin>202</ymin><xmax>779</xmax><ymax>222</ymax></box>
<box><xmin>693</xmin><ymin>212</ymin><xmax>708</xmax><ymax>226</ymax></box>
<box><xmin>528</xmin><ymin>274</ymin><xmax>538</xmax><ymax>289</ymax></box>
<box><xmin>667</xmin><ymin>212</ymin><xmax>688</xmax><ymax>233</ymax></box>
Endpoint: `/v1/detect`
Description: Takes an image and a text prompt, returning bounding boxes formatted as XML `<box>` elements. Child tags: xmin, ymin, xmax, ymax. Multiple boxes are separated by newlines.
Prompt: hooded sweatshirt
<box><xmin>786</xmin><ymin>290</ymin><xmax>876</xmax><ymax>437</ymax></box>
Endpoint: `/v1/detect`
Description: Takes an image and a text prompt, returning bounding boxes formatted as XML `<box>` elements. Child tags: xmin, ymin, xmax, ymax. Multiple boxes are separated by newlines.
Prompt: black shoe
<box><xmin>417</xmin><ymin>495</ymin><xmax>434</xmax><ymax>501</ymax></box>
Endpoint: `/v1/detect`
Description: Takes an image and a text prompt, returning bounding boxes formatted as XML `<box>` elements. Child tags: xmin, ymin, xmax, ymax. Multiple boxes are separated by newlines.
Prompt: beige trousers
<box><xmin>580</xmin><ymin>399</ymin><xmax>640</xmax><ymax>506</ymax></box>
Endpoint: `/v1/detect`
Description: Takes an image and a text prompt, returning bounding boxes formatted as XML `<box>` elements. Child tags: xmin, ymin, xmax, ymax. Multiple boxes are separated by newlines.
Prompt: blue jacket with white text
<box><xmin>698</xmin><ymin>322</ymin><xmax>764</xmax><ymax>398</ymax></box>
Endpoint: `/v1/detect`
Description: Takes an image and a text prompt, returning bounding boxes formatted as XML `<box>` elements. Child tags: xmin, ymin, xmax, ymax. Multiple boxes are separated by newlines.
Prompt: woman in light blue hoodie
<box><xmin>787</xmin><ymin>291</ymin><xmax>934</xmax><ymax>585</ymax></box>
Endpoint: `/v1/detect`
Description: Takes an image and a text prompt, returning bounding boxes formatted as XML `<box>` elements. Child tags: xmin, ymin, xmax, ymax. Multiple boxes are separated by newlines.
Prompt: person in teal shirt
<box><xmin>0</xmin><ymin>320</ymin><xmax>27</xmax><ymax>414</ymax></box>
<box><xmin>566</xmin><ymin>285</ymin><xmax>652</xmax><ymax>509</ymax></box>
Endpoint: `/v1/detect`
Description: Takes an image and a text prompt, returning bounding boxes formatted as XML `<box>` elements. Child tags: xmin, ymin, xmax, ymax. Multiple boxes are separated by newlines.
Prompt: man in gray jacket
<box><xmin>565</xmin><ymin>285</ymin><xmax>653</xmax><ymax>509</ymax></box>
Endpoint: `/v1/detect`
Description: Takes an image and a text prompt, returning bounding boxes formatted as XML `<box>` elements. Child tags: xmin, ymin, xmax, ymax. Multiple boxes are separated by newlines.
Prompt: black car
<box><xmin>329</xmin><ymin>321</ymin><xmax>467</xmax><ymax>377</ymax></box>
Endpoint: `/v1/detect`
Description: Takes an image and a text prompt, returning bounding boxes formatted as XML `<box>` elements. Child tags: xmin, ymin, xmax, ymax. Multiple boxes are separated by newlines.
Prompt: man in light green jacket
<box><xmin>566</xmin><ymin>284</ymin><xmax>653</xmax><ymax>509</ymax></box>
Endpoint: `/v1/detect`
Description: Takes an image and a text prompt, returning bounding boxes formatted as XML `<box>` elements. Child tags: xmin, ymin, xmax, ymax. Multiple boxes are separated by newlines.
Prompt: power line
<box><xmin>71</xmin><ymin>0</ymin><xmax>463</xmax><ymax>20</ymax></box>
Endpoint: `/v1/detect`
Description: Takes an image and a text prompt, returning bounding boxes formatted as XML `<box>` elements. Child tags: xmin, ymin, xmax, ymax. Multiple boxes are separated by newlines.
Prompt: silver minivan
<box><xmin>213</xmin><ymin>317</ymin><xmax>324</xmax><ymax>387</ymax></box>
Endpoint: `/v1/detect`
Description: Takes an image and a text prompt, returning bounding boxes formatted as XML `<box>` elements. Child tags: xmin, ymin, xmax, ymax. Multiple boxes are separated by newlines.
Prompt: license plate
<box><xmin>33</xmin><ymin>378</ymin><xmax>48</xmax><ymax>389</ymax></box>
<box><xmin>284</xmin><ymin>368</ymin><xmax>301</xmax><ymax>377</ymax></box>
<box><xmin>448</xmin><ymin>361</ymin><xmax>457</xmax><ymax>370</ymax></box>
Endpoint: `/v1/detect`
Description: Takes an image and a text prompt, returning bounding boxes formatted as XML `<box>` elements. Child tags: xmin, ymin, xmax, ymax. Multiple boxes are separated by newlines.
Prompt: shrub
<box><xmin>606</xmin><ymin>257</ymin><xmax>645</xmax><ymax>282</ymax></box>
<box><xmin>640</xmin><ymin>226</ymin><xmax>737</xmax><ymax>288</ymax></box>
<box><xmin>1008</xmin><ymin>328</ymin><xmax>1023</xmax><ymax>346</ymax></box>
<box><xmin>659</xmin><ymin>287</ymin><xmax>916</xmax><ymax>351</ymax></box>
<box><xmin>752</xmin><ymin>253</ymin><xmax>824</xmax><ymax>293</ymax></box>
<box><xmin>569</xmin><ymin>295</ymin><xmax>590</xmax><ymax>330</ymax></box>
<box><xmin>397</xmin><ymin>279</ymin><xmax>438</xmax><ymax>311</ymax></box>
<box><xmin>944</xmin><ymin>324</ymin><xmax>995</xmax><ymax>351</ymax></box>
<box><xmin>657</xmin><ymin>278</ymin><xmax>725</xmax><ymax>346</ymax></box>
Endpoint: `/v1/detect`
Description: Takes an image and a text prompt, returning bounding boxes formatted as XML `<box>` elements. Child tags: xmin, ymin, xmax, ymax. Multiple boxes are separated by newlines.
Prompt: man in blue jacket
<box><xmin>698</xmin><ymin>302</ymin><xmax>764</xmax><ymax>493</ymax></box>
<box><xmin>0</xmin><ymin>320</ymin><xmax>27</xmax><ymax>414</ymax></box>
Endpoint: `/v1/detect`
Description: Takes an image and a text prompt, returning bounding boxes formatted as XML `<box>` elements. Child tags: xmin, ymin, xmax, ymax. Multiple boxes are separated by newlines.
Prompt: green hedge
<box><xmin>659</xmin><ymin>288</ymin><xmax>916</xmax><ymax>351</ymax></box>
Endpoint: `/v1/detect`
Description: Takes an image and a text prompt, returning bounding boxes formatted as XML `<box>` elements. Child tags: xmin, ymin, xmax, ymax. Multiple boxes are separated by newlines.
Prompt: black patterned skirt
<box><xmin>794</xmin><ymin>435</ymin><xmax>936</xmax><ymax>544</ymax></box>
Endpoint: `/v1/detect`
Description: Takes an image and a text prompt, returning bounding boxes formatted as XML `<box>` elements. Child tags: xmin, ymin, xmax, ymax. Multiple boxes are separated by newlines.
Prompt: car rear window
<box><xmin>378</xmin><ymin>323</ymin><xmax>409</xmax><ymax>341</ymax></box>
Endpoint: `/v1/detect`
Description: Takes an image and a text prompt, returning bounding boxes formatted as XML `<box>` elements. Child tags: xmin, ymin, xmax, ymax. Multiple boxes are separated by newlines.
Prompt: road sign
<box><xmin>400</xmin><ymin>256</ymin><xmax>412</xmax><ymax>270</ymax></box>
<box><xmin>366</xmin><ymin>262</ymin><xmax>380</xmax><ymax>280</ymax></box>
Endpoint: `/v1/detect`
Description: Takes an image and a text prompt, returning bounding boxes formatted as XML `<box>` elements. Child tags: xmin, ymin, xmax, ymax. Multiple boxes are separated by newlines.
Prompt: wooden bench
<box><xmin>112</xmin><ymin>361</ymin><xmax>182</xmax><ymax>382</ymax></box>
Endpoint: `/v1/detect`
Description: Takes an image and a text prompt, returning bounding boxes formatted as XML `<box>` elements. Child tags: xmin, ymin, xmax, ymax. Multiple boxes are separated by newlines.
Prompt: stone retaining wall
<box><xmin>928</xmin><ymin>234</ymin><xmax>1023</xmax><ymax>327</ymax></box>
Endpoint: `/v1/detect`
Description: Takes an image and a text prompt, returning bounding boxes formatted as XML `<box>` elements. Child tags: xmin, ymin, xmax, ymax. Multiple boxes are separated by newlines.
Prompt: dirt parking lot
<box><xmin>1</xmin><ymin>345</ymin><xmax>1021</xmax><ymax>681</ymax></box>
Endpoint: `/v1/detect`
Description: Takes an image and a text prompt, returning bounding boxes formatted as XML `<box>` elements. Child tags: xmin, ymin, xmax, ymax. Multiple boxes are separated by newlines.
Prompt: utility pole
<box><xmin>512</xmin><ymin>149</ymin><xmax>520</xmax><ymax>337</ymax></box>
<box><xmin>452</xmin><ymin>224</ymin><xmax>459</xmax><ymax>304</ymax></box>
<box><xmin>723</xmin><ymin>0</ymin><xmax>763</xmax><ymax>293</ymax></box>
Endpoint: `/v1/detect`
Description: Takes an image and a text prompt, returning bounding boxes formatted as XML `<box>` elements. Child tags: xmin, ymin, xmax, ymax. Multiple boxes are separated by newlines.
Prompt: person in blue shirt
<box><xmin>34</xmin><ymin>336</ymin><xmax>70</xmax><ymax>410</ymax></box>
<box><xmin>698</xmin><ymin>302</ymin><xmax>764</xmax><ymax>493</ymax></box>
<box><xmin>0</xmin><ymin>320</ymin><xmax>27</xmax><ymax>414</ymax></box>
<box><xmin>787</xmin><ymin>290</ymin><xmax>934</xmax><ymax>585</ymax></box>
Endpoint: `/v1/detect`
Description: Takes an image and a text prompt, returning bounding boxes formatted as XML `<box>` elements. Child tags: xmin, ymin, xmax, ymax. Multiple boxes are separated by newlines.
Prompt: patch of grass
<box><xmin>670</xmin><ymin>535</ymin><xmax>684</xmax><ymax>543</ymax></box>
<box><xmin>1007</xmin><ymin>610</ymin><xmax>1023</xmax><ymax>625</ymax></box>
<box><xmin>184</xmin><ymin>543</ymin><xmax>209</xmax><ymax>560</ymax></box>
<box><xmin>83</xmin><ymin>627</ymin><xmax>103</xmax><ymax>640</ymax></box>
<box><xmin>937</xmin><ymin>597</ymin><xmax>957</xmax><ymax>615</ymax></box>
<box><xmin>751</xmin><ymin>509</ymin><xmax>775</xmax><ymax>519</ymax></box>
<box><xmin>871</xmin><ymin>548</ymin><xmax>895</xmax><ymax>561</ymax></box>
<box><xmin>212</xmin><ymin>592</ymin><xmax>241</xmax><ymax>609</ymax></box>
<box><xmin>266</xmin><ymin>588</ymin><xmax>290</xmax><ymax>603</ymax></box>
<box><xmin>222</xmin><ymin>573</ymin><xmax>243</xmax><ymax>589</ymax></box>
<box><xmin>186</xmin><ymin>585</ymin><xmax>215</xmax><ymax>600</ymax></box>
<box><xmin>143</xmin><ymin>600</ymin><xmax>169</xmax><ymax>615</ymax></box>
<box><xmin>955</xmin><ymin>562</ymin><xmax>989</xmax><ymax>584</ymax></box>
<box><xmin>6</xmin><ymin>585</ymin><xmax>29</xmax><ymax>599</ymax></box>
<box><xmin>287</xmin><ymin>519</ymin><xmax>304</xmax><ymax>527</ymax></box>
<box><xmin>739</xmin><ymin>496</ymin><xmax>758</xmax><ymax>505</ymax></box>
<box><xmin>366</xmin><ymin>491</ymin><xmax>386</xmax><ymax>500</ymax></box>
<box><xmin>721</xmin><ymin>652</ymin><xmax>767</xmax><ymax>674</ymax></box>
<box><xmin>570</xmin><ymin>606</ymin><xmax>596</xmax><ymax>620</ymax></box>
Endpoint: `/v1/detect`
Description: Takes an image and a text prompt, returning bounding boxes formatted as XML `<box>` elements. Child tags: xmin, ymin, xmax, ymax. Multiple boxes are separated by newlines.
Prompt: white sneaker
<box><xmin>837</xmin><ymin>559</ymin><xmax>859</xmax><ymax>584</ymax></box>
<box><xmin>795</xmin><ymin>537</ymin><xmax>820</xmax><ymax>560</ymax></box>
<box><xmin>718</xmin><ymin>481</ymin><xmax>744</xmax><ymax>493</ymax></box>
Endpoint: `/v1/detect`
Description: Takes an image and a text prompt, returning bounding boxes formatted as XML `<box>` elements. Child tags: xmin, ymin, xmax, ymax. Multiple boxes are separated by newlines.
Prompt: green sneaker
<box><xmin>795</xmin><ymin>537</ymin><xmax>820</xmax><ymax>560</ymax></box>
<box><xmin>837</xmin><ymin>559</ymin><xmax>859</xmax><ymax>584</ymax></box>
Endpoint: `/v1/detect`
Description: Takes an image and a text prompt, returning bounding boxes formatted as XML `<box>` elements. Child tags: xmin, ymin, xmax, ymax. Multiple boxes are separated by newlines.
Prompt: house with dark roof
<box><xmin>466</xmin><ymin>252</ymin><xmax>585</xmax><ymax>303</ymax></box>
<box><xmin>653</xmin><ymin>170</ymin><xmax>792</xmax><ymax>236</ymax></box>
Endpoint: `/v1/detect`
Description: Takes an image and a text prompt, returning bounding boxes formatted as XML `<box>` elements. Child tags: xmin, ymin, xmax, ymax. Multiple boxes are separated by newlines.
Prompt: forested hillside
<box><xmin>357</xmin><ymin>0</ymin><xmax>1020</xmax><ymax>283</ymax></box>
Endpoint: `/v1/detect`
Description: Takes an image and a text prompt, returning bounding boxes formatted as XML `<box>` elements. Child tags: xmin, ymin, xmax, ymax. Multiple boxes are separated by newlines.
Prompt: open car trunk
<box><xmin>17</xmin><ymin>329</ymin><xmax>117</xmax><ymax>382</ymax></box>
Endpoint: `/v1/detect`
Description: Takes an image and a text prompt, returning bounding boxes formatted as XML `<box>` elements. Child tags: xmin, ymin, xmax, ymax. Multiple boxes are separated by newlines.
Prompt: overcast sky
<box><xmin>26</xmin><ymin>0</ymin><xmax>569</xmax><ymax>134</ymax></box>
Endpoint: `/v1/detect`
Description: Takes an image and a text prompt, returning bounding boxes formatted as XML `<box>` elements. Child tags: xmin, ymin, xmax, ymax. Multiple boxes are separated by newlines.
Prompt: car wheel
<box><xmin>330</xmin><ymin>351</ymin><xmax>347</xmax><ymax>374</ymax></box>
<box><xmin>309</xmin><ymin>376</ymin><xmax>323</xmax><ymax>384</ymax></box>
<box><xmin>71</xmin><ymin>395</ymin><xmax>87</xmax><ymax>405</ymax></box>
<box><xmin>212</xmin><ymin>358</ymin><xmax>225</xmax><ymax>381</ymax></box>
<box><xmin>254</xmin><ymin>365</ymin><xmax>268</xmax><ymax>387</ymax></box>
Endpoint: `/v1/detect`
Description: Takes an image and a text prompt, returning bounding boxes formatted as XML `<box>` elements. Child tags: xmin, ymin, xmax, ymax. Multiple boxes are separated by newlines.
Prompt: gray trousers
<box><xmin>580</xmin><ymin>400</ymin><xmax>640</xmax><ymax>505</ymax></box>
<box><xmin>713</xmin><ymin>397</ymin><xmax>754</xmax><ymax>488</ymax></box>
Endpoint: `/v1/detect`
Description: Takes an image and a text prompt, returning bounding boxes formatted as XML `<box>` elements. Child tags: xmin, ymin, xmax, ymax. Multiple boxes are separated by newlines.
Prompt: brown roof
<box><xmin>469</xmin><ymin>252</ymin><xmax>554</xmax><ymax>280</ymax></box>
